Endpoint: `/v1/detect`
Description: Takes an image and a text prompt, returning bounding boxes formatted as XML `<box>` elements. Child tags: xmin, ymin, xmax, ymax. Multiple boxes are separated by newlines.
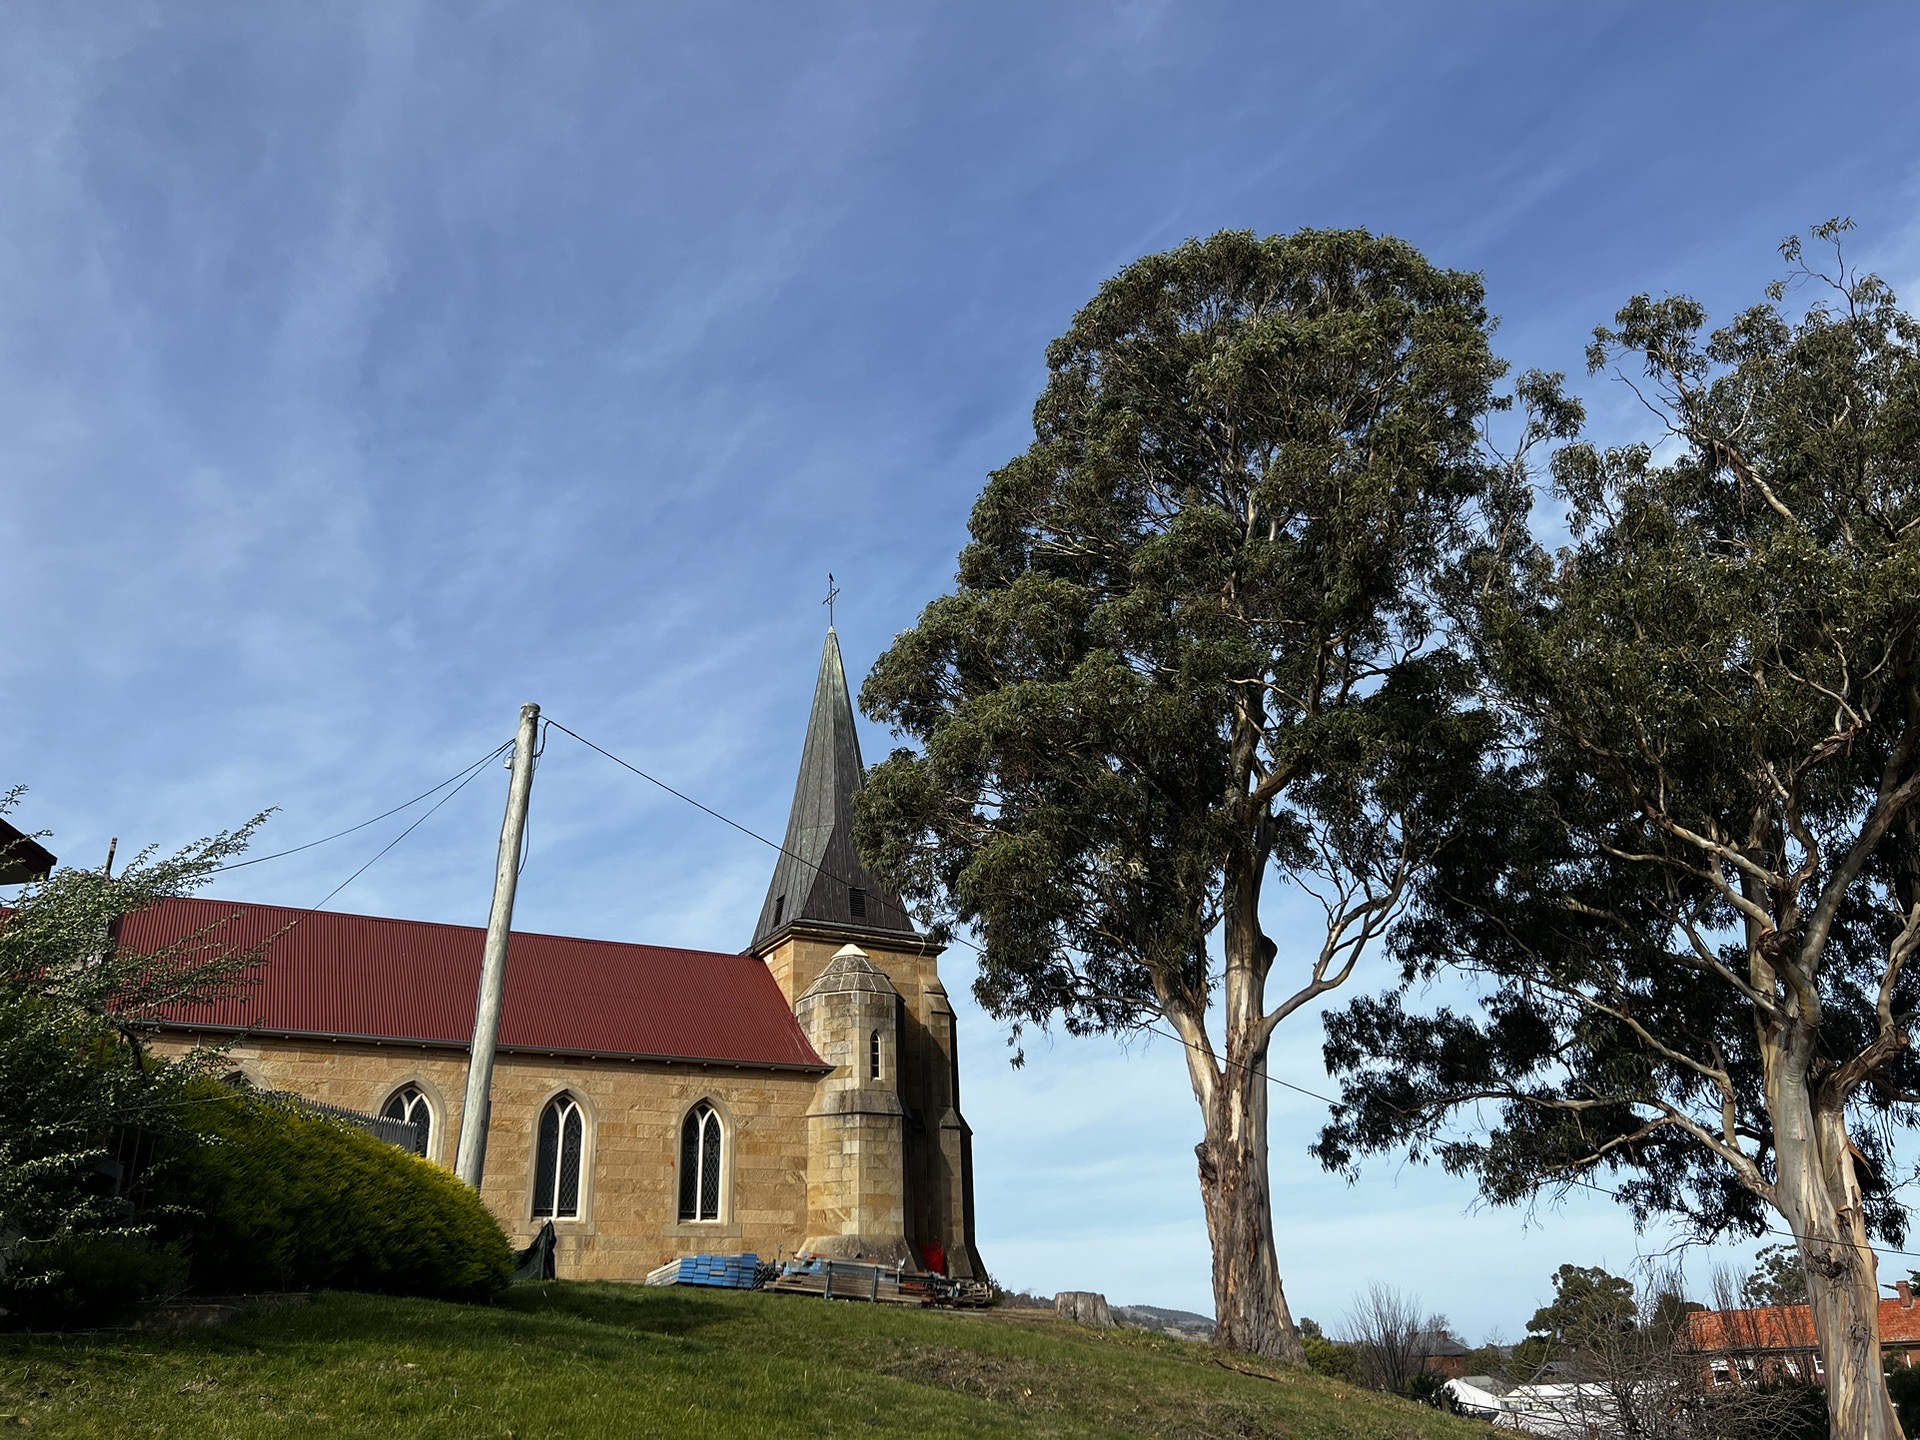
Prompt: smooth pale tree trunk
<box><xmin>1166</xmin><ymin>856</ymin><xmax>1307</xmax><ymax>1366</ymax></box>
<box><xmin>1195</xmin><ymin>1061</ymin><xmax>1304</xmax><ymax>1362</ymax></box>
<box><xmin>1770</xmin><ymin>1065</ymin><xmax>1903</xmax><ymax>1438</ymax></box>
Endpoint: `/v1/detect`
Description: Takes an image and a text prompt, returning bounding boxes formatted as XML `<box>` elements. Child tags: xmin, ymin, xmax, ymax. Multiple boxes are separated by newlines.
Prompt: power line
<box><xmin>545</xmin><ymin>716</ymin><xmax>1920</xmax><ymax>1275</ymax></box>
<box><xmin>304</xmin><ymin>754</ymin><xmax>502</xmax><ymax>914</ymax></box>
<box><xmin>549</xmin><ymin>721</ymin><xmax>833</xmax><ymax>879</ymax></box>
<box><xmin>550</xmin><ymin>717</ymin><xmax>1371</xmax><ymax>1100</ymax></box>
<box><xmin>209</xmin><ymin>741</ymin><xmax>513</xmax><ymax>875</ymax></box>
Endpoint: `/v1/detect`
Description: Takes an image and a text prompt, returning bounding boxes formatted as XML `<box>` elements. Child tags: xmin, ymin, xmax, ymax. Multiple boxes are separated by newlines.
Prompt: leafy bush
<box><xmin>1400</xmin><ymin>1373</ymin><xmax>1459</xmax><ymax>1411</ymax></box>
<box><xmin>1744</xmin><ymin>1381</ymin><xmax>1830</xmax><ymax>1440</ymax></box>
<box><xmin>1303</xmin><ymin>1335</ymin><xmax>1359</xmax><ymax>1383</ymax></box>
<box><xmin>150</xmin><ymin>1087</ymin><xmax>511</xmax><ymax>1302</ymax></box>
<box><xmin>0</xmin><ymin>802</ymin><xmax>265</xmax><ymax>1252</ymax></box>
<box><xmin>0</xmin><ymin>1232</ymin><xmax>188</xmax><ymax>1329</ymax></box>
<box><xmin>1890</xmin><ymin>1363</ymin><xmax>1920</xmax><ymax>1438</ymax></box>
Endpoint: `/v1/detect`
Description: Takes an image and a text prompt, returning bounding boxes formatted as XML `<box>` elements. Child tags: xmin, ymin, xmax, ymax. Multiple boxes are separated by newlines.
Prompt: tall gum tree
<box><xmin>854</xmin><ymin>229</ymin><xmax>1513</xmax><ymax>1359</ymax></box>
<box><xmin>1316</xmin><ymin>225</ymin><xmax>1920</xmax><ymax>1436</ymax></box>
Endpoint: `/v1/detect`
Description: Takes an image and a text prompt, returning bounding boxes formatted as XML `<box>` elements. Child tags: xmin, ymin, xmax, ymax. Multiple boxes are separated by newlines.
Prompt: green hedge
<box><xmin>151</xmin><ymin>1087</ymin><xmax>512</xmax><ymax>1303</ymax></box>
<box><xmin>0</xmin><ymin>1233</ymin><xmax>189</xmax><ymax>1329</ymax></box>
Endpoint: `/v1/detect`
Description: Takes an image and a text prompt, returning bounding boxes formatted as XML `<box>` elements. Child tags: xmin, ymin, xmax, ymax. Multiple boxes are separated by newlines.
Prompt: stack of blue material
<box><xmin>672</xmin><ymin>1253</ymin><xmax>761</xmax><ymax>1289</ymax></box>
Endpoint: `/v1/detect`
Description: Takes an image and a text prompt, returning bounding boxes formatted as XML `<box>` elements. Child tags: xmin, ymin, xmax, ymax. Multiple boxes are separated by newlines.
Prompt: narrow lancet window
<box><xmin>678</xmin><ymin>1101</ymin><xmax>723</xmax><ymax>1222</ymax></box>
<box><xmin>382</xmin><ymin>1083</ymin><xmax>432</xmax><ymax>1157</ymax></box>
<box><xmin>869</xmin><ymin>1028</ymin><xmax>882</xmax><ymax>1080</ymax></box>
<box><xmin>534</xmin><ymin>1092</ymin><xmax>585</xmax><ymax>1219</ymax></box>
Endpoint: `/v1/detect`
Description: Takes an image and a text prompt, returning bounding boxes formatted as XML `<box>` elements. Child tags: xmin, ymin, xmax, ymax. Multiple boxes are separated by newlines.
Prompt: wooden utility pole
<box><xmin>455</xmin><ymin>702</ymin><xmax>540</xmax><ymax>1190</ymax></box>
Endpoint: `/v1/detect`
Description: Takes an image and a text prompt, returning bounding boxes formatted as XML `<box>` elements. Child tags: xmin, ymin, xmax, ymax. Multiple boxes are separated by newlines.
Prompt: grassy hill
<box><xmin>0</xmin><ymin>1283</ymin><xmax>1493</xmax><ymax>1438</ymax></box>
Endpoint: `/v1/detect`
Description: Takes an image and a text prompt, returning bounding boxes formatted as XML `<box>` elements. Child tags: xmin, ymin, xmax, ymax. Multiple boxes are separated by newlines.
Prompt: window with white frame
<box><xmin>382</xmin><ymin>1084</ymin><xmax>432</xmax><ymax>1157</ymax></box>
<box><xmin>678</xmin><ymin>1101</ymin><xmax>723</xmax><ymax>1222</ymax></box>
<box><xmin>533</xmin><ymin>1092</ymin><xmax>585</xmax><ymax>1219</ymax></box>
<box><xmin>869</xmin><ymin>1029</ymin><xmax>882</xmax><ymax>1080</ymax></box>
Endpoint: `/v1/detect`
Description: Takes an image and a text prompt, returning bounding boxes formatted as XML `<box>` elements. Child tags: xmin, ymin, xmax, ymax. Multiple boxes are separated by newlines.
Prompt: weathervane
<box><xmin>824</xmin><ymin>573</ymin><xmax>840</xmax><ymax>629</ymax></box>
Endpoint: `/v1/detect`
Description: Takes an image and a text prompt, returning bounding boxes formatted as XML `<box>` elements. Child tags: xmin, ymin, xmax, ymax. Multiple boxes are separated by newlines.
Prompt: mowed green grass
<box><xmin>0</xmin><ymin>1284</ymin><xmax>1493</xmax><ymax>1439</ymax></box>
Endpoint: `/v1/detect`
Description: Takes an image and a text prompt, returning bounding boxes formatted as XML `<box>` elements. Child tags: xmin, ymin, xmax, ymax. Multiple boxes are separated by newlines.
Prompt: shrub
<box><xmin>1303</xmin><ymin>1334</ymin><xmax>1359</xmax><ymax>1383</ymax></box>
<box><xmin>150</xmin><ymin>1087</ymin><xmax>511</xmax><ymax>1302</ymax></box>
<box><xmin>0</xmin><ymin>1232</ymin><xmax>188</xmax><ymax>1329</ymax></box>
<box><xmin>1889</xmin><ymin>1364</ymin><xmax>1920</xmax><ymax>1438</ymax></box>
<box><xmin>1401</xmin><ymin>1373</ymin><xmax>1459</xmax><ymax>1411</ymax></box>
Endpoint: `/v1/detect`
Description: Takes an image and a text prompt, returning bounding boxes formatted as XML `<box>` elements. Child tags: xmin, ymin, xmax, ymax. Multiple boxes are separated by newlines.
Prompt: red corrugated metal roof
<box><xmin>1688</xmin><ymin>1294</ymin><xmax>1920</xmax><ymax>1351</ymax></box>
<box><xmin>120</xmin><ymin>895</ymin><xmax>825</xmax><ymax>1071</ymax></box>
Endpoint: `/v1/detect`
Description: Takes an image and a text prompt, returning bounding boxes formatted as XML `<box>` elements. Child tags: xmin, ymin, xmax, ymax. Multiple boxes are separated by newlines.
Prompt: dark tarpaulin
<box><xmin>514</xmin><ymin>1221</ymin><xmax>557</xmax><ymax>1282</ymax></box>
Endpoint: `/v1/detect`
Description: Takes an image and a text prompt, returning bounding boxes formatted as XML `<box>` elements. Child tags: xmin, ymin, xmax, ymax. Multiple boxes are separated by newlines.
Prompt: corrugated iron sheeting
<box><xmin>122</xmin><ymin>895</ymin><xmax>825</xmax><ymax>1070</ymax></box>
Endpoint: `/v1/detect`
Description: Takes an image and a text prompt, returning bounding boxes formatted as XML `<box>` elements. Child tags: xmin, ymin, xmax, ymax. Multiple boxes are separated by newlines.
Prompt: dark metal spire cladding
<box><xmin>751</xmin><ymin>628</ymin><xmax>917</xmax><ymax>949</ymax></box>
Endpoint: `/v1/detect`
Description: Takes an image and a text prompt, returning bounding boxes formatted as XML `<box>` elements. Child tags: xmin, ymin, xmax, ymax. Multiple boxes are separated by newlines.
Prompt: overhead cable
<box><xmin>210</xmin><ymin>740</ymin><xmax>513</xmax><ymax>875</ymax></box>
<box><xmin>546</xmin><ymin>716</ymin><xmax>1920</xmax><ymax>1269</ymax></box>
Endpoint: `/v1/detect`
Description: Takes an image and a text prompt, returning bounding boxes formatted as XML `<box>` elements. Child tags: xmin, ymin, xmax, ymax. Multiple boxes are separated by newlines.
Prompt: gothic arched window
<box><xmin>678</xmin><ymin>1101</ymin><xmax>723</xmax><ymax>1222</ymax></box>
<box><xmin>869</xmin><ymin>1029</ymin><xmax>882</xmax><ymax>1081</ymax></box>
<box><xmin>534</xmin><ymin>1092</ymin><xmax>585</xmax><ymax>1219</ymax></box>
<box><xmin>382</xmin><ymin>1084</ymin><xmax>432</xmax><ymax>1157</ymax></box>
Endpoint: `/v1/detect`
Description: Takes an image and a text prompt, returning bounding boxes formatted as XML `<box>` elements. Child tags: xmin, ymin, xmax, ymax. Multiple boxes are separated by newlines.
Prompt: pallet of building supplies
<box><xmin>767</xmin><ymin>1257</ymin><xmax>926</xmax><ymax>1306</ymax></box>
<box><xmin>642</xmin><ymin>1253</ymin><xmax>762</xmax><ymax>1289</ymax></box>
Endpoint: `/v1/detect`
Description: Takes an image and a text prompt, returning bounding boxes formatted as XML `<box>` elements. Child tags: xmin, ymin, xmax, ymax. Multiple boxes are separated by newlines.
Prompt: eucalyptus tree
<box><xmin>855</xmin><ymin>228</ymin><xmax>1514</xmax><ymax>1360</ymax></box>
<box><xmin>1317</xmin><ymin>224</ymin><xmax>1920</xmax><ymax>1437</ymax></box>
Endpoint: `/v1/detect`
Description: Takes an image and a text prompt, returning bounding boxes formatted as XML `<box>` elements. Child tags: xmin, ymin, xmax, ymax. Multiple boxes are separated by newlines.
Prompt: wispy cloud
<box><xmin>6</xmin><ymin>0</ymin><xmax>1915</xmax><ymax>1337</ymax></box>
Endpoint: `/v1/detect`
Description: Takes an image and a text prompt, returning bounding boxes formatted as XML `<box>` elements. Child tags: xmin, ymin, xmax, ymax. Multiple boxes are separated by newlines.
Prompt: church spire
<box><xmin>751</xmin><ymin>627</ymin><xmax>917</xmax><ymax>950</ymax></box>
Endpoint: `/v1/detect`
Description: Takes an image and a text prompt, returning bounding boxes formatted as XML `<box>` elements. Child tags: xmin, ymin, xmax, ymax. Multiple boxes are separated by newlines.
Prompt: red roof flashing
<box><xmin>123</xmin><ymin>895</ymin><xmax>825</xmax><ymax>1071</ymax></box>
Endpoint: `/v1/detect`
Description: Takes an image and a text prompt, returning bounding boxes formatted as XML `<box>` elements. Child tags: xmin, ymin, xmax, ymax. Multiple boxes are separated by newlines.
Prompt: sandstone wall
<box><xmin>149</xmin><ymin>1033</ymin><xmax>817</xmax><ymax>1281</ymax></box>
<box><xmin>793</xmin><ymin>947</ymin><xmax>912</xmax><ymax>1265</ymax></box>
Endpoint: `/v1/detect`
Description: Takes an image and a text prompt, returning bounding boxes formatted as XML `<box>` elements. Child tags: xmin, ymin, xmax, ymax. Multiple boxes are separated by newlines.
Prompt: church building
<box><xmin>142</xmin><ymin>630</ymin><xmax>984</xmax><ymax>1282</ymax></box>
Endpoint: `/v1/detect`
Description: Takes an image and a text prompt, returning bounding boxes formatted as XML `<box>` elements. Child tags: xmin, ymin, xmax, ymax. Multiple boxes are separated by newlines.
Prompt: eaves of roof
<box><xmin>151</xmin><ymin>1020</ymin><xmax>832</xmax><ymax>1075</ymax></box>
<box><xmin>749</xmin><ymin>916</ymin><xmax>947</xmax><ymax>959</ymax></box>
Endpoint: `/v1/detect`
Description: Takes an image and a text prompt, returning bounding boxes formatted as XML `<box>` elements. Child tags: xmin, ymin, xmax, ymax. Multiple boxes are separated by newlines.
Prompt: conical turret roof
<box><xmin>797</xmin><ymin>944</ymin><xmax>901</xmax><ymax>1001</ymax></box>
<box><xmin>751</xmin><ymin>629</ymin><xmax>917</xmax><ymax>950</ymax></box>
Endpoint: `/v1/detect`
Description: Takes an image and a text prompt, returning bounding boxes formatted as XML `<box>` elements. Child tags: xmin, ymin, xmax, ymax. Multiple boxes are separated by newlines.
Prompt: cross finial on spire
<box><xmin>824</xmin><ymin>572</ymin><xmax>840</xmax><ymax>630</ymax></box>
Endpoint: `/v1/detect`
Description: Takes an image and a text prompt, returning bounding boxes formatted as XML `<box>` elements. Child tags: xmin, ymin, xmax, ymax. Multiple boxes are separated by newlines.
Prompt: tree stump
<box><xmin>1055</xmin><ymin>1291</ymin><xmax>1115</xmax><ymax>1326</ymax></box>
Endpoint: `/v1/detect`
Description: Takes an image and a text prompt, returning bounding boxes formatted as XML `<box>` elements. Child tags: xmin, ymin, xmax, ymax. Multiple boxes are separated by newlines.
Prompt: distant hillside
<box><xmin>1114</xmin><ymin>1303</ymin><xmax>1216</xmax><ymax>1341</ymax></box>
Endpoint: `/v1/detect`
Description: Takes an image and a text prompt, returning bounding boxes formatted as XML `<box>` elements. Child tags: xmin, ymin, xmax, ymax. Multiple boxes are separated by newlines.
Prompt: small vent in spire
<box><xmin>773</xmin><ymin>895</ymin><xmax>785</xmax><ymax>926</ymax></box>
<box><xmin>848</xmin><ymin>888</ymin><xmax>866</xmax><ymax>919</ymax></box>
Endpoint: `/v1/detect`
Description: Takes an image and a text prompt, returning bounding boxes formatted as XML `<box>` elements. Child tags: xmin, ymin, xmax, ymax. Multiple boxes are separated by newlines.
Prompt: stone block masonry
<box><xmin>151</xmin><ymin>1034</ymin><xmax>817</xmax><ymax>1280</ymax></box>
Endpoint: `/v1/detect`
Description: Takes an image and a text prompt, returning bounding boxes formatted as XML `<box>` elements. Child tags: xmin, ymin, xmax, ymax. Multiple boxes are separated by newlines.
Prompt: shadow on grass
<box><xmin>493</xmin><ymin>1279</ymin><xmax>749</xmax><ymax>1338</ymax></box>
<box><xmin>0</xmin><ymin>1282</ymin><xmax>747</xmax><ymax>1375</ymax></box>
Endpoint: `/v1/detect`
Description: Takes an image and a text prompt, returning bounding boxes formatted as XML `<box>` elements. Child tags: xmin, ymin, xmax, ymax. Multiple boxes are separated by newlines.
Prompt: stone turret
<box><xmin>794</xmin><ymin>945</ymin><xmax>913</xmax><ymax>1266</ymax></box>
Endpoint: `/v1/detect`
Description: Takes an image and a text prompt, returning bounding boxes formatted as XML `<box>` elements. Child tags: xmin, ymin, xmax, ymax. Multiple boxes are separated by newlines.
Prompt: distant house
<box><xmin>1685</xmin><ymin>1280</ymin><xmax>1920</xmax><ymax>1386</ymax></box>
<box><xmin>1416</xmin><ymin>1329</ymin><xmax>1472</xmax><ymax>1379</ymax></box>
<box><xmin>0</xmin><ymin>817</ymin><xmax>56</xmax><ymax>885</ymax></box>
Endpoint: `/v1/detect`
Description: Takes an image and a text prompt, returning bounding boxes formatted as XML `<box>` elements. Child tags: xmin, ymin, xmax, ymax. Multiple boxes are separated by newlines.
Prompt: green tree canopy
<box><xmin>1315</xmin><ymin>222</ymin><xmax>1920</xmax><ymax>1437</ymax></box>
<box><xmin>1526</xmin><ymin>1264</ymin><xmax>1637</xmax><ymax>1349</ymax></box>
<box><xmin>857</xmin><ymin>227</ymin><xmax>1523</xmax><ymax>1358</ymax></box>
<box><xmin>1743</xmin><ymin>1244</ymin><xmax>1809</xmax><ymax>1309</ymax></box>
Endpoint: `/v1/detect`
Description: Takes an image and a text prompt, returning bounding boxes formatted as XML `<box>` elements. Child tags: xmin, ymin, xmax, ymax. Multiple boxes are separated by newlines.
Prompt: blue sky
<box><xmin>6</xmin><ymin>2</ymin><xmax>1920</xmax><ymax>1339</ymax></box>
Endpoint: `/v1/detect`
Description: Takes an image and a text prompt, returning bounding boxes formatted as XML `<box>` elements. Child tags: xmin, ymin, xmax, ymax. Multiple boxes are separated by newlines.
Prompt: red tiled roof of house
<box><xmin>118</xmin><ymin>895</ymin><xmax>827</xmax><ymax>1071</ymax></box>
<box><xmin>1688</xmin><ymin>1292</ymin><xmax>1920</xmax><ymax>1352</ymax></box>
